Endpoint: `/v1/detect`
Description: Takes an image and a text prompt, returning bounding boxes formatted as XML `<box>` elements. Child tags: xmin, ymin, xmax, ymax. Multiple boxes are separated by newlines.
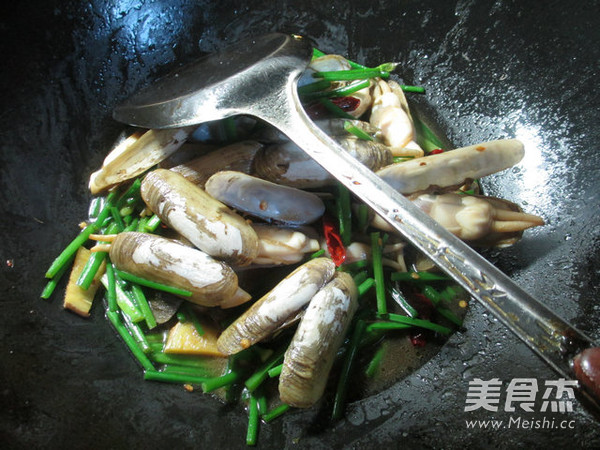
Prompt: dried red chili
<box><xmin>322</xmin><ymin>218</ymin><xmax>346</xmax><ymax>266</ymax></box>
<box><xmin>405</xmin><ymin>291</ymin><xmax>434</xmax><ymax>347</ymax></box>
<box><xmin>330</xmin><ymin>96</ymin><xmax>360</xmax><ymax>112</ymax></box>
<box><xmin>429</xmin><ymin>148</ymin><xmax>444</xmax><ymax>155</ymax></box>
<box><xmin>409</xmin><ymin>331</ymin><xmax>428</xmax><ymax>347</ymax></box>
<box><xmin>304</xmin><ymin>96</ymin><xmax>360</xmax><ymax>119</ymax></box>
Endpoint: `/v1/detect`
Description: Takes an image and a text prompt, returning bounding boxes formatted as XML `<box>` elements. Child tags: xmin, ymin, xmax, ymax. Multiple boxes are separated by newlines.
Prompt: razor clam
<box><xmin>141</xmin><ymin>169</ymin><xmax>259</xmax><ymax>266</ymax></box>
<box><xmin>252</xmin><ymin>134</ymin><xmax>391</xmax><ymax>188</ymax></box>
<box><xmin>251</xmin><ymin>223</ymin><xmax>321</xmax><ymax>266</ymax></box>
<box><xmin>337</xmin><ymin>241</ymin><xmax>408</xmax><ymax>272</ymax></box>
<box><xmin>370</xmin><ymin>79</ymin><xmax>424</xmax><ymax>157</ymax></box>
<box><xmin>314</xmin><ymin>118</ymin><xmax>382</xmax><ymax>141</ymax></box>
<box><xmin>335</xmin><ymin>136</ymin><xmax>393</xmax><ymax>171</ymax></box>
<box><xmin>159</xmin><ymin>142</ymin><xmax>217</xmax><ymax>169</ymax></box>
<box><xmin>310</xmin><ymin>119</ymin><xmax>395</xmax><ymax>170</ymax></box>
<box><xmin>170</xmin><ymin>140</ymin><xmax>263</xmax><ymax>187</ymax></box>
<box><xmin>216</xmin><ymin>257</ymin><xmax>336</xmax><ymax>355</ymax></box>
<box><xmin>371</xmin><ymin>192</ymin><xmax>544</xmax><ymax>247</ymax></box>
<box><xmin>252</xmin><ymin>140</ymin><xmax>335</xmax><ymax>189</ymax></box>
<box><xmin>279</xmin><ymin>271</ymin><xmax>358</xmax><ymax>408</ymax></box>
<box><xmin>205</xmin><ymin>171</ymin><xmax>326</xmax><ymax>225</ymax></box>
<box><xmin>376</xmin><ymin>139</ymin><xmax>525</xmax><ymax>195</ymax></box>
<box><xmin>89</xmin><ymin>127</ymin><xmax>193</xmax><ymax>194</ymax></box>
<box><xmin>109</xmin><ymin>232</ymin><xmax>243</xmax><ymax>307</ymax></box>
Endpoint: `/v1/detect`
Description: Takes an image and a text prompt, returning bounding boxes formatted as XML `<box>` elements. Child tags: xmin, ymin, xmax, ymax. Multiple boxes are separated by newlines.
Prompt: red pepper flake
<box><xmin>429</xmin><ymin>148</ymin><xmax>444</xmax><ymax>154</ymax></box>
<box><xmin>419</xmin><ymin>162</ymin><xmax>427</xmax><ymax>166</ymax></box>
<box><xmin>330</xmin><ymin>96</ymin><xmax>360</xmax><ymax>112</ymax></box>
<box><xmin>406</xmin><ymin>291</ymin><xmax>434</xmax><ymax>320</ymax></box>
<box><xmin>402</xmin><ymin>291</ymin><xmax>435</xmax><ymax>347</ymax></box>
<box><xmin>409</xmin><ymin>330</ymin><xmax>428</xmax><ymax>347</ymax></box>
<box><xmin>322</xmin><ymin>218</ymin><xmax>346</xmax><ymax>266</ymax></box>
<box><xmin>304</xmin><ymin>102</ymin><xmax>328</xmax><ymax>119</ymax></box>
<box><xmin>259</xmin><ymin>200</ymin><xmax>268</xmax><ymax>211</ymax></box>
<box><xmin>475</xmin><ymin>146</ymin><xmax>486</xmax><ymax>152</ymax></box>
<box><xmin>304</xmin><ymin>97</ymin><xmax>359</xmax><ymax>119</ymax></box>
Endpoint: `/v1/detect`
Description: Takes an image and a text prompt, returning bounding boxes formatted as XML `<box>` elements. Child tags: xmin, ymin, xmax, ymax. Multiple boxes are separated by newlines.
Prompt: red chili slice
<box><xmin>409</xmin><ymin>331</ymin><xmax>428</xmax><ymax>347</ymax></box>
<box><xmin>330</xmin><ymin>96</ymin><xmax>360</xmax><ymax>112</ymax></box>
<box><xmin>305</xmin><ymin>96</ymin><xmax>361</xmax><ymax>119</ymax></box>
<box><xmin>323</xmin><ymin>218</ymin><xmax>346</xmax><ymax>266</ymax></box>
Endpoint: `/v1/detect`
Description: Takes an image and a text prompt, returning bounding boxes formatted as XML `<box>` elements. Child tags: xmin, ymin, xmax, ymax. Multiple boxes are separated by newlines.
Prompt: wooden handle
<box><xmin>573</xmin><ymin>347</ymin><xmax>600</xmax><ymax>401</ymax></box>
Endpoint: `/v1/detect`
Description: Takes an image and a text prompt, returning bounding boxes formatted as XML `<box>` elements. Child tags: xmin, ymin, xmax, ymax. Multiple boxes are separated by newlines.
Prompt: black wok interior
<box><xmin>1</xmin><ymin>0</ymin><xmax>599</xmax><ymax>448</ymax></box>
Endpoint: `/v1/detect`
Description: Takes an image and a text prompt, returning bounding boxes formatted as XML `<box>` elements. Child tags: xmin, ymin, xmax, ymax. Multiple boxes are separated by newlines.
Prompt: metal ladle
<box><xmin>113</xmin><ymin>33</ymin><xmax>600</xmax><ymax>408</ymax></box>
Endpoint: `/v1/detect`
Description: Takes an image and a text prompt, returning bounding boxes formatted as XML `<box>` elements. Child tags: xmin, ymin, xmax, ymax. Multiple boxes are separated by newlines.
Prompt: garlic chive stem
<box><xmin>106</xmin><ymin>310</ymin><xmax>154</xmax><ymax>371</ymax></box>
<box><xmin>114</xmin><ymin>268</ymin><xmax>192</xmax><ymax>297</ymax></box>
<box><xmin>131</xmin><ymin>284</ymin><xmax>157</xmax><ymax>330</ymax></box>
<box><xmin>105</xmin><ymin>263</ymin><xmax>117</xmax><ymax>312</ymax></box>
<box><xmin>267</xmin><ymin>364</ymin><xmax>283</xmax><ymax>378</ymax></box>
<box><xmin>201</xmin><ymin>371</ymin><xmax>242</xmax><ymax>393</ymax></box>
<box><xmin>45</xmin><ymin>200</ymin><xmax>113</xmax><ymax>278</ymax></box>
<box><xmin>144</xmin><ymin>370</ymin><xmax>209</xmax><ymax>385</ymax></box>
<box><xmin>246</xmin><ymin>394</ymin><xmax>260</xmax><ymax>446</ymax></box>
<box><xmin>262</xmin><ymin>403</ymin><xmax>290</xmax><ymax>423</ymax></box>
<box><xmin>332</xmin><ymin>319</ymin><xmax>366</xmax><ymax>420</ymax></box>
<box><xmin>371</xmin><ymin>232</ymin><xmax>387</xmax><ymax>316</ymax></box>
<box><xmin>40</xmin><ymin>253</ymin><xmax>75</xmax><ymax>299</ymax></box>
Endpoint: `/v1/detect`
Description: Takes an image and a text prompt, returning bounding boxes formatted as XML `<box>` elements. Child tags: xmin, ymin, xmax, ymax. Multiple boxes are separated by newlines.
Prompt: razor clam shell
<box><xmin>141</xmin><ymin>169</ymin><xmax>258</xmax><ymax>266</ymax></box>
<box><xmin>252</xmin><ymin>141</ymin><xmax>335</xmax><ymax>189</ymax></box>
<box><xmin>336</xmin><ymin>136</ymin><xmax>393</xmax><ymax>171</ymax></box>
<box><xmin>109</xmin><ymin>232</ymin><xmax>239</xmax><ymax>307</ymax></box>
<box><xmin>279</xmin><ymin>271</ymin><xmax>358</xmax><ymax>408</ymax></box>
<box><xmin>314</xmin><ymin>118</ymin><xmax>382</xmax><ymax>140</ymax></box>
<box><xmin>216</xmin><ymin>257</ymin><xmax>336</xmax><ymax>355</ymax></box>
<box><xmin>376</xmin><ymin>139</ymin><xmax>525</xmax><ymax>195</ymax></box>
<box><xmin>170</xmin><ymin>140</ymin><xmax>263</xmax><ymax>187</ymax></box>
<box><xmin>159</xmin><ymin>142</ymin><xmax>218</xmax><ymax>169</ymax></box>
<box><xmin>147</xmin><ymin>292</ymin><xmax>183</xmax><ymax>324</ymax></box>
<box><xmin>89</xmin><ymin>127</ymin><xmax>193</xmax><ymax>195</ymax></box>
<box><xmin>205</xmin><ymin>171</ymin><xmax>325</xmax><ymax>225</ymax></box>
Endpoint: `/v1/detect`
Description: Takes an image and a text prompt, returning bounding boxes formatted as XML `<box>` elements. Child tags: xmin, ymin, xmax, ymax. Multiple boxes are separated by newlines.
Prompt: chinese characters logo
<box><xmin>465</xmin><ymin>378</ymin><xmax>577</xmax><ymax>413</ymax></box>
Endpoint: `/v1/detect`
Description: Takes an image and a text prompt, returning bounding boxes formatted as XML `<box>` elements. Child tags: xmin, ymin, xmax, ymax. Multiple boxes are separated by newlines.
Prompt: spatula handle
<box><xmin>260</xmin><ymin>82</ymin><xmax>600</xmax><ymax>410</ymax></box>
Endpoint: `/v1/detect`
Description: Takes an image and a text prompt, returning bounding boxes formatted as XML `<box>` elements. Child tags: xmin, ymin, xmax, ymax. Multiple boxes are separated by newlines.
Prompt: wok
<box><xmin>1</xmin><ymin>0</ymin><xmax>599</xmax><ymax>448</ymax></box>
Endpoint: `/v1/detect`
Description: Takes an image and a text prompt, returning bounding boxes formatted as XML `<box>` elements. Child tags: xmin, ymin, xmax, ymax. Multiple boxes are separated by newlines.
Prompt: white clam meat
<box><xmin>251</xmin><ymin>224</ymin><xmax>321</xmax><ymax>266</ymax></box>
